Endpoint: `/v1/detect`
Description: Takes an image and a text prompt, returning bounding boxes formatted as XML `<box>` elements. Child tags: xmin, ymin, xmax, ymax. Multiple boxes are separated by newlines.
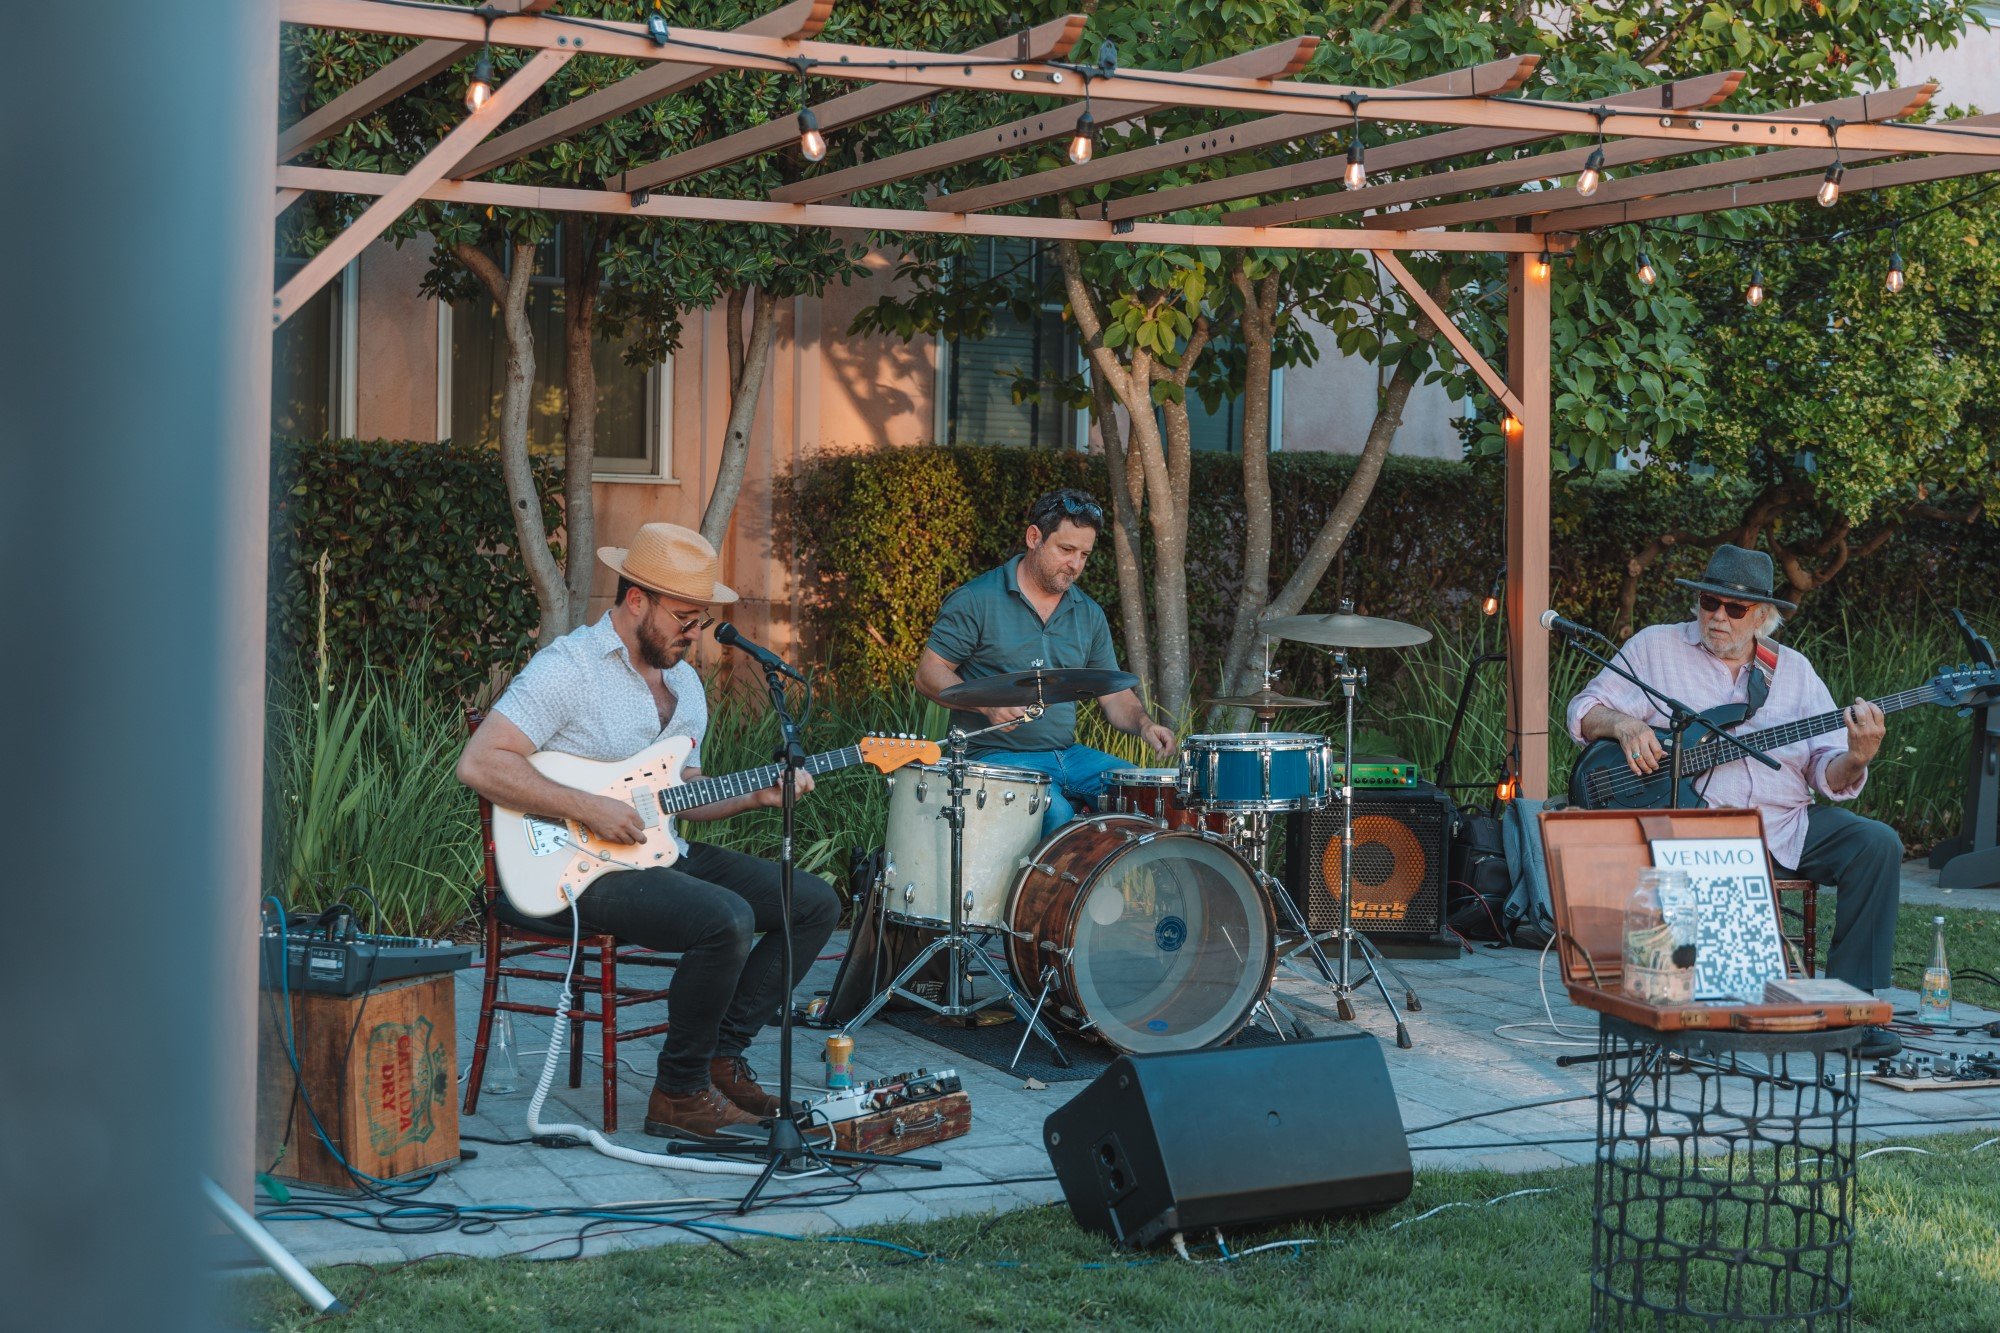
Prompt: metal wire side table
<box><xmin>1589</xmin><ymin>1015</ymin><xmax>1865</xmax><ymax>1330</ymax></box>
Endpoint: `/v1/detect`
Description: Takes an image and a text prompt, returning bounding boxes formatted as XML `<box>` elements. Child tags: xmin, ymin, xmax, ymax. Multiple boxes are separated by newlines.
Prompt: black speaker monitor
<box><xmin>1043</xmin><ymin>1033</ymin><xmax>1412</xmax><ymax>1248</ymax></box>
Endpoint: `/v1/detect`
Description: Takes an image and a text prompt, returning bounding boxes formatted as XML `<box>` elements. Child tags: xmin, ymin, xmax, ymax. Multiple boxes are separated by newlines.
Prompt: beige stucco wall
<box><xmin>1280</xmin><ymin>314</ymin><xmax>1467</xmax><ymax>458</ymax></box>
<box><xmin>354</xmin><ymin>237</ymin><xmax>439</xmax><ymax>441</ymax></box>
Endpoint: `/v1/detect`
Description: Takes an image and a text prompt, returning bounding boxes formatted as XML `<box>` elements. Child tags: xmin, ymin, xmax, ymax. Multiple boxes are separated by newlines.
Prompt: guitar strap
<box><xmin>1743</xmin><ymin>641</ymin><xmax>1777</xmax><ymax>721</ymax></box>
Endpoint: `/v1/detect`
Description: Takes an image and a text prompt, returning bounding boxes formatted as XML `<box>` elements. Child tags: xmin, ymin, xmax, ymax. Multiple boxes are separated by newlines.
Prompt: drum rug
<box><xmin>879</xmin><ymin>1006</ymin><xmax>1291</xmax><ymax>1083</ymax></box>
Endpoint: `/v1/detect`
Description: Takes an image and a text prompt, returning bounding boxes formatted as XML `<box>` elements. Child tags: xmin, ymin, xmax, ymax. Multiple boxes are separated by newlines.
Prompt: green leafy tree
<box><xmin>1602</xmin><ymin>176</ymin><xmax>2000</xmax><ymax>632</ymax></box>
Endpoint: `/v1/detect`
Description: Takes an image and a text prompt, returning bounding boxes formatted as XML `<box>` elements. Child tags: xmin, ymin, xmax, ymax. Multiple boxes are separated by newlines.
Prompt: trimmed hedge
<box><xmin>788</xmin><ymin>446</ymin><xmax>2000</xmax><ymax>698</ymax></box>
<box><xmin>269</xmin><ymin>438</ymin><xmax>561</xmax><ymax>690</ymax></box>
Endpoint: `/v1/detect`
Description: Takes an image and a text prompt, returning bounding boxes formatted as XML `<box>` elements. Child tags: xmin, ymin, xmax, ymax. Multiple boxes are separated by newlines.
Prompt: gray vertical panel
<box><xmin>0</xmin><ymin>1</ymin><xmax>271</xmax><ymax>1327</ymax></box>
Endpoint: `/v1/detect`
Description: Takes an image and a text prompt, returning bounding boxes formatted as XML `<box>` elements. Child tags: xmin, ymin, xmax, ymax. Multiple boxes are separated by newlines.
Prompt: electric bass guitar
<box><xmin>492</xmin><ymin>732</ymin><xmax>939</xmax><ymax>917</ymax></box>
<box><xmin>1569</xmin><ymin>664</ymin><xmax>2000</xmax><ymax>811</ymax></box>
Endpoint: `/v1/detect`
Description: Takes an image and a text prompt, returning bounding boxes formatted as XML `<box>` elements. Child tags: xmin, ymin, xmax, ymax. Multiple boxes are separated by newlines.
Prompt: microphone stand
<box><xmin>1551</xmin><ymin>629</ymin><xmax>1777</xmax><ymax>807</ymax></box>
<box><xmin>697</xmin><ymin>654</ymin><xmax>936</xmax><ymax>1213</ymax></box>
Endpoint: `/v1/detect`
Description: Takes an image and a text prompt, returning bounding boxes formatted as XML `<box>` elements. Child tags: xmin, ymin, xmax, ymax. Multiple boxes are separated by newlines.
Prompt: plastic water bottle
<box><xmin>484</xmin><ymin>978</ymin><xmax>523</xmax><ymax>1094</ymax></box>
<box><xmin>1920</xmin><ymin>915</ymin><xmax>1953</xmax><ymax>1024</ymax></box>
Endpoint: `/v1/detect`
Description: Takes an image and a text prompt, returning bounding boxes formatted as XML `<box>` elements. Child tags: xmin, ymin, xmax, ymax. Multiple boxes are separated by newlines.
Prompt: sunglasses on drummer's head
<box><xmin>1698</xmin><ymin>593</ymin><xmax>1759</xmax><ymax>621</ymax></box>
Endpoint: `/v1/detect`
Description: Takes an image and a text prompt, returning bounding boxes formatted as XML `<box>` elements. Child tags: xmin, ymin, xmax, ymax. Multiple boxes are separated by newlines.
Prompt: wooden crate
<box><xmin>1539</xmin><ymin>808</ymin><xmax>1890</xmax><ymax>1033</ymax></box>
<box><xmin>257</xmin><ymin>972</ymin><xmax>461</xmax><ymax>1192</ymax></box>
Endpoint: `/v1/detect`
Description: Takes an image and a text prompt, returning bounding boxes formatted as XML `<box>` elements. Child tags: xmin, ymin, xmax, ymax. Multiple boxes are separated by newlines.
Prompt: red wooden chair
<box><xmin>1774</xmin><ymin>878</ymin><xmax>1821</xmax><ymax>978</ymax></box>
<box><xmin>461</xmin><ymin>711</ymin><xmax>674</xmax><ymax>1132</ymax></box>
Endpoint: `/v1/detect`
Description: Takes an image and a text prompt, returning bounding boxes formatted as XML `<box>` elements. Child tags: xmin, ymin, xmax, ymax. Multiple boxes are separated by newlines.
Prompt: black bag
<box><xmin>822</xmin><ymin>847</ymin><xmax>954</xmax><ymax>1024</ymax></box>
<box><xmin>1445</xmin><ymin>806</ymin><xmax>1514</xmax><ymax>942</ymax></box>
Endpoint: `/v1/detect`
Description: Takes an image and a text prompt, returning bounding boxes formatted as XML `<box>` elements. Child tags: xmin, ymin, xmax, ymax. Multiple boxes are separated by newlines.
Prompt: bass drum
<box><xmin>1007</xmin><ymin>815</ymin><xmax>1276</xmax><ymax>1054</ymax></box>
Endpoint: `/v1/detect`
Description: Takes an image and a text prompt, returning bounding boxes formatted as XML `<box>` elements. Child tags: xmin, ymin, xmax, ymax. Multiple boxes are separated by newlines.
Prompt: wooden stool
<box><xmin>1773</xmin><ymin>878</ymin><xmax>1821</xmax><ymax>977</ymax></box>
<box><xmin>461</xmin><ymin>712</ymin><xmax>674</xmax><ymax>1132</ymax></box>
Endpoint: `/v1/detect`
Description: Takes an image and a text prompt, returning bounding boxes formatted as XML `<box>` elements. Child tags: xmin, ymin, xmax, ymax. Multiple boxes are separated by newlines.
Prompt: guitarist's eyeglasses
<box><xmin>649</xmin><ymin>596</ymin><xmax>714</xmax><ymax>634</ymax></box>
<box><xmin>1698</xmin><ymin>593</ymin><xmax>1758</xmax><ymax>621</ymax></box>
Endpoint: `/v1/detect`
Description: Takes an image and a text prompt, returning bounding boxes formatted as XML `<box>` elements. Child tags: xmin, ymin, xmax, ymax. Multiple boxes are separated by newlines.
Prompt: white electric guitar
<box><xmin>491</xmin><ymin>732</ymin><xmax>939</xmax><ymax>917</ymax></box>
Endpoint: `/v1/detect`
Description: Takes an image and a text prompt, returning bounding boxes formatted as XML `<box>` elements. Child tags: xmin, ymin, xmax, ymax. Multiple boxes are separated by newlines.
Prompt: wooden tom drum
<box><xmin>1103</xmin><ymin>768</ymin><xmax>1232</xmax><ymax>836</ymax></box>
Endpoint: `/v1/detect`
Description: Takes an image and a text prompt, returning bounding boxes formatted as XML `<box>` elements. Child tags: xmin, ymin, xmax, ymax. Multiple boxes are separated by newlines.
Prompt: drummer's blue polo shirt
<box><xmin>925</xmin><ymin>554</ymin><xmax>1119</xmax><ymax>753</ymax></box>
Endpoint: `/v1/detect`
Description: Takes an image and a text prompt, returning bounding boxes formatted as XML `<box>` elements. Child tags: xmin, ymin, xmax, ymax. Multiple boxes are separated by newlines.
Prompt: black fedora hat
<box><xmin>1674</xmin><ymin>544</ymin><xmax>1798</xmax><ymax>612</ymax></box>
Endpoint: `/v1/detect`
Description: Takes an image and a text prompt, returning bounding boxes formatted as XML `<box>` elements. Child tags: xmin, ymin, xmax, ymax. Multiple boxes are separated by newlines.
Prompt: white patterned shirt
<box><xmin>493</xmin><ymin>612</ymin><xmax>708</xmax><ymax>772</ymax></box>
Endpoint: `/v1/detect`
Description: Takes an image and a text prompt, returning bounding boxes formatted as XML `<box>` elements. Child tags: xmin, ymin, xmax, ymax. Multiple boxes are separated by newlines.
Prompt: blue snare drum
<box><xmin>1178</xmin><ymin>732</ymin><xmax>1333</xmax><ymax>814</ymax></box>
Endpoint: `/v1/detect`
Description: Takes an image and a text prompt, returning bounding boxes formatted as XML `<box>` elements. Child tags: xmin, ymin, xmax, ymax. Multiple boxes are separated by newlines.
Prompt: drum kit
<box><xmin>839</xmin><ymin>602</ymin><xmax>1435</xmax><ymax>1060</ymax></box>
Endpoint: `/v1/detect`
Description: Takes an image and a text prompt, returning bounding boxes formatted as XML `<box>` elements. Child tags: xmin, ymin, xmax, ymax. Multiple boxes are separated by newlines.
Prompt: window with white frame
<box><xmin>937</xmin><ymin>238</ymin><xmax>1080</xmax><ymax>449</ymax></box>
<box><xmin>438</xmin><ymin>230</ymin><xmax>673</xmax><ymax>480</ymax></box>
<box><xmin>271</xmin><ymin>257</ymin><xmax>356</xmax><ymax>438</ymax></box>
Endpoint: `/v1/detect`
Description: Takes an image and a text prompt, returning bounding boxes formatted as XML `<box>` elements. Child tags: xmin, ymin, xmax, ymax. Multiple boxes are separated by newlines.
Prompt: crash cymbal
<box><xmin>1202</xmin><ymin>686</ymin><xmax>1334</xmax><ymax>710</ymax></box>
<box><xmin>939</xmin><ymin>667</ymin><xmax>1140</xmax><ymax>709</ymax></box>
<box><xmin>1260</xmin><ymin>612</ymin><xmax>1433</xmax><ymax>650</ymax></box>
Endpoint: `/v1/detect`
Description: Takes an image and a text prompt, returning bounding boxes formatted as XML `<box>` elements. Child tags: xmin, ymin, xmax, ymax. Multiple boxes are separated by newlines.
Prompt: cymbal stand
<box><xmin>1229</xmin><ymin>809</ymin><xmax>1336</xmax><ymax>986</ymax></box>
<box><xmin>1325</xmin><ymin>649</ymin><xmax>1420</xmax><ymax>1049</ymax></box>
<box><xmin>840</xmin><ymin>715</ymin><xmax>1070</xmax><ymax>1068</ymax></box>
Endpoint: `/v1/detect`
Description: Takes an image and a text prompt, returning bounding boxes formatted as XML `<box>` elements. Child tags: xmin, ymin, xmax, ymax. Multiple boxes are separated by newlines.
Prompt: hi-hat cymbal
<box><xmin>1203</xmin><ymin>686</ymin><xmax>1334</xmax><ymax>711</ymax></box>
<box><xmin>1261</xmin><ymin>612</ymin><xmax>1432</xmax><ymax>650</ymax></box>
<box><xmin>940</xmin><ymin>667</ymin><xmax>1140</xmax><ymax>709</ymax></box>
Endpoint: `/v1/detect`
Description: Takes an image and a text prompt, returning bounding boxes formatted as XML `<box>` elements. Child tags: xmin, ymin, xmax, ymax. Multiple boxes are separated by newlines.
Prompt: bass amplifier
<box><xmin>1284</xmin><ymin>780</ymin><xmax>1453</xmax><ymax>941</ymax></box>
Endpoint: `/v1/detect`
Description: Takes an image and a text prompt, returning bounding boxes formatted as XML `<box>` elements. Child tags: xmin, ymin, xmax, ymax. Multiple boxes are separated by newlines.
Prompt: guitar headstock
<box><xmin>1930</xmin><ymin>664</ymin><xmax>2000</xmax><ymax>711</ymax></box>
<box><xmin>858</xmin><ymin>734</ymin><xmax>942</xmax><ymax>773</ymax></box>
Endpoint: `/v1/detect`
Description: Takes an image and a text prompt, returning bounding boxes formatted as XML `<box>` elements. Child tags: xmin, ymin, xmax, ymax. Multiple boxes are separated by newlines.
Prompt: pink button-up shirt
<box><xmin>1565</xmin><ymin>620</ymin><xmax>1865</xmax><ymax>868</ymax></box>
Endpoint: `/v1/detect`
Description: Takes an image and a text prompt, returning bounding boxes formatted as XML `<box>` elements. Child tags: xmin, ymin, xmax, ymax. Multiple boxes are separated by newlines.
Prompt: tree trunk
<box><xmin>1054</xmin><ymin>236</ymin><xmax>1161</xmax><ymax>704</ymax></box>
<box><xmin>1150</xmin><ymin>318</ymin><xmax>1211</xmax><ymax>723</ymax></box>
<box><xmin>1216</xmin><ymin>268</ymin><xmax>1281</xmax><ymax>709</ymax></box>
<box><xmin>457</xmin><ymin>240</ymin><xmax>568</xmax><ymax>646</ymax></box>
<box><xmin>1254</xmin><ymin>274</ymin><xmax>1450</xmax><ymax>636</ymax></box>
<box><xmin>559</xmin><ymin>220</ymin><xmax>606</xmax><ymax>635</ymax></box>
<box><xmin>701</xmin><ymin>284</ymin><xmax>778</xmax><ymax>549</ymax></box>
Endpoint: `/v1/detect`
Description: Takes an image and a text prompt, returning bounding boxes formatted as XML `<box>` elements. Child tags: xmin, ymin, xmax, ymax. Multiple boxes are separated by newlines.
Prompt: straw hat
<box><xmin>597</xmin><ymin>523</ymin><xmax>738</xmax><ymax>605</ymax></box>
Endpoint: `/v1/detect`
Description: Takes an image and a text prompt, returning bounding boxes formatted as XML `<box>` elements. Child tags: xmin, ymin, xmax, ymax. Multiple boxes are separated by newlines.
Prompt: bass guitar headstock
<box><xmin>1931</xmin><ymin>664</ymin><xmax>2000</xmax><ymax>713</ymax></box>
<box><xmin>857</xmin><ymin>734</ymin><xmax>943</xmax><ymax>773</ymax></box>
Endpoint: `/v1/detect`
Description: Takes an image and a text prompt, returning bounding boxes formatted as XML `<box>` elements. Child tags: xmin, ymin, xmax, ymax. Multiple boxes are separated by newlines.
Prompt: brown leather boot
<box><xmin>643</xmin><ymin>1085</ymin><xmax>762</xmax><ymax>1140</ymax></box>
<box><xmin>710</xmin><ymin>1055</ymin><xmax>787</xmax><ymax>1120</ymax></box>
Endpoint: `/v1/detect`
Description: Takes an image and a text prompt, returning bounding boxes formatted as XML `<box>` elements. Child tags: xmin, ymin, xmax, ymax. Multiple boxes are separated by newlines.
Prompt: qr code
<box><xmin>1690</xmin><ymin>871</ymin><xmax>1787</xmax><ymax>1002</ymax></box>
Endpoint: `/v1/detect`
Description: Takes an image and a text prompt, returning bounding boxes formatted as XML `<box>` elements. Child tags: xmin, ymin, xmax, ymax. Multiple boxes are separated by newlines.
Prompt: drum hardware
<box><xmin>1264</xmin><ymin>600</ymin><xmax>1431</xmax><ymax>1048</ymax></box>
<box><xmin>841</xmin><ymin>716</ymin><xmax>1072</xmax><ymax>1067</ymax></box>
<box><xmin>1205</xmin><ymin>644</ymin><xmax>1333</xmax><ymax>733</ymax></box>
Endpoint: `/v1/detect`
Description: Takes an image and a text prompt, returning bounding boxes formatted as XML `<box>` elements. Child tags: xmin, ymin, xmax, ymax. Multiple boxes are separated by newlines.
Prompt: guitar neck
<box><xmin>657</xmin><ymin>745</ymin><xmax>865</xmax><ymax>815</ymax></box>
<box><xmin>1679</xmin><ymin>685</ymin><xmax>1935</xmax><ymax>777</ymax></box>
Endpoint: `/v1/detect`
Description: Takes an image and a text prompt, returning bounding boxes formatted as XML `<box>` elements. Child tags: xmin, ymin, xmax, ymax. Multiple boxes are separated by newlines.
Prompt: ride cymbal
<box><xmin>1202</xmin><ymin>687</ymin><xmax>1334</xmax><ymax>710</ymax></box>
<box><xmin>1259</xmin><ymin>612</ymin><xmax>1432</xmax><ymax>650</ymax></box>
<box><xmin>939</xmin><ymin>667</ymin><xmax>1140</xmax><ymax>709</ymax></box>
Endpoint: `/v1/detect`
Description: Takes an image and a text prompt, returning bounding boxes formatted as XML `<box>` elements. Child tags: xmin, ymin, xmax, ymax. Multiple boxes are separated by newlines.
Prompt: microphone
<box><xmin>1539</xmin><ymin>608</ymin><xmax>1612</xmax><ymax>644</ymax></box>
<box><xmin>714</xmin><ymin>622</ymin><xmax>805</xmax><ymax>680</ymax></box>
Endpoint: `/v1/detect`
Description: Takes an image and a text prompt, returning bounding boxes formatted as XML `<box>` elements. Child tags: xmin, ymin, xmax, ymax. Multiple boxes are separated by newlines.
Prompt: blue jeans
<box><xmin>970</xmin><ymin>745</ymin><xmax>1133</xmax><ymax>835</ymax></box>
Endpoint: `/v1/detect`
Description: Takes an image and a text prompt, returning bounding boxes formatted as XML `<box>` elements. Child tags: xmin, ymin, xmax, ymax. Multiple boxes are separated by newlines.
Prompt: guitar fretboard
<box><xmin>657</xmin><ymin>745</ymin><xmax>865</xmax><ymax>815</ymax></box>
<box><xmin>1678</xmin><ymin>685</ymin><xmax>1937</xmax><ymax>777</ymax></box>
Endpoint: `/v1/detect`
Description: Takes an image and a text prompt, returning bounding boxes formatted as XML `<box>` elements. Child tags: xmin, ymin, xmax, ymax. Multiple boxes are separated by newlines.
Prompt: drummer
<box><xmin>916</xmin><ymin>488</ymin><xmax>1176</xmax><ymax>835</ymax></box>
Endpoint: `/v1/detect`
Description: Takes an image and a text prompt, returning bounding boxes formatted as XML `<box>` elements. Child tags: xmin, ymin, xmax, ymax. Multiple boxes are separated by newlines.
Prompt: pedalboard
<box><xmin>810</xmin><ymin>1067</ymin><xmax>962</xmax><ymax>1125</ymax></box>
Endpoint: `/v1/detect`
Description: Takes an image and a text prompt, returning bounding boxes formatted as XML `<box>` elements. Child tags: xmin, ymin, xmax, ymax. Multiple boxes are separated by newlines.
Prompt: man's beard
<box><xmin>637</xmin><ymin>618</ymin><xmax>690</xmax><ymax>670</ymax></box>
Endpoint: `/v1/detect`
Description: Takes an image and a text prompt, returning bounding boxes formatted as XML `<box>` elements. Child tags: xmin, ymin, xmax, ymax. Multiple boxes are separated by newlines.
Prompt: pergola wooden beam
<box><xmin>927</xmin><ymin>56</ymin><xmax>1539</xmax><ymax>216</ymax></box>
<box><xmin>1505</xmin><ymin>254</ymin><xmax>1553</xmax><ymax>799</ymax></box>
<box><xmin>1535</xmin><ymin>121</ymin><xmax>2000</xmax><ymax>231</ymax></box>
<box><xmin>1371</xmin><ymin>250</ymin><xmax>1524</xmax><ymax>420</ymax></box>
<box><xmin>1192</xmin><ymin>73</ymin><xmax>1742</xmax><ymax>228</ymax></box>
<box><xmin>277</xmin><ymin>163</ymin><xmax>1569</xmax><ymax>252</ymax></box>
<box><xmin>272</xmin><ymin>48</ymin><xmax>573</xmax><ymax>327</ymax></box>
<box><xmin>1363</xmin><ymin>83</ymin><xmax>1938</xmax><ymax>233</ymax></box>
<box><xmin>768</xmin><ymin>36</ymin><xmax>1322</xmax><ymax>205</ymax></box>
<box><xmin>450</xmin><ymin>0</ymin><xmax>836</xmax><ymax>180</ymax></box>
<box><xmin>278</xmin><ymin>3</ymin><xmax>2000</xmax><ymax>159</ymax></box>
<box><xmin>615</xmin><ymin>16</ymin><xmax>1088</xmax><ymax>194</ymax></box>
<box><xmin>276</xmin><ymin>0</ymin><xmax>558</xmax><ymax>162</ymax></box>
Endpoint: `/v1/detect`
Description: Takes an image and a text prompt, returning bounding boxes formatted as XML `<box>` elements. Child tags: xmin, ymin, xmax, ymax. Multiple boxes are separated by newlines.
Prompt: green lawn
<box><xmin>233</xmin><ymin>1131</ymin><xmax>2000</xmax><ymax>1331</ymax></box>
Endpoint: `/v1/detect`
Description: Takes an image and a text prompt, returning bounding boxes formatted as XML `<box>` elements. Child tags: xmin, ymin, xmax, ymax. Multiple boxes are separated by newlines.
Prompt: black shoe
<box><xmin>1856</xmin><ymin>1026</ymin><xmax>1903</xmax><ymax>1061</ymax></box>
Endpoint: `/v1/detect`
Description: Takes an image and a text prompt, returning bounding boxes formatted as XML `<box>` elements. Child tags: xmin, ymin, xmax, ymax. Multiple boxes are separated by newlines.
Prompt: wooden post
<box><xmin>1505</xmin><ymin>250</ymin><xmax>1552</xmax><ymax>799</ymax></box>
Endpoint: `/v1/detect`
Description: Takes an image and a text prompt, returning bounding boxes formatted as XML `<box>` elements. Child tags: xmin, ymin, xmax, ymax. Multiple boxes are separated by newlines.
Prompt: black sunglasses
<box><xmin>1698</xmin><ymin>593</ymin><xmax>1758</xmax><ymax>621</ymax></box>
<box><xmin>648</xmin><ymin>595</ymin><xmax>714</xmax><ymax>633</ymax></box>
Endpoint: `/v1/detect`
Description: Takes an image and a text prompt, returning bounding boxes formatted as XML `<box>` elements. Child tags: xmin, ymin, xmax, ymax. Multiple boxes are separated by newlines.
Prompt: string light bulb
<box><xmin>1342</xmin><ymin>99</ymin><xmax>1367</xmax><ymax>190</ymax></box>
<box><xmin>1746</xmin><ymin>267</ymin><xmax>1766</xmax><ymax>307</ymax></box>
<box><xmin>1885</xmin><ymin>248</ymin><xmax>1906</xmax><ymax>294</ymax></box>
<box><xmin>1068</xmin><ymin>96</ymin><xmax>1095</xmax><ymax>167</ymax></box>
<box><xmin>465</xmin><ymin>47</ymin><xmax>493</xmax><ymax>113</ymax></box>
<box><xmin>1531</xmin><ymin>250</ymin><xmax>1550</xmax><ymax>281</ymax></box>
<box><xmin>1577</xmin><ymin>146</ymin><xmax>1606</xmax><ymax>197</ymax></box>
<box><xmin>1482</xmin><ymin>569</ymin><xmax>1504</xmax><ymax>617</ymax></box>
<box><xmin>1636</xmin><ymin>251</ymin><xmax>1657</xmax><ymax>286</ymax></box>
<box><xmin>1816</xmin><ymin>160</ymin><xmax>1844</xmax><ymax>209</ymax></box>
<box><xmin>797</xmin><ymin>107</ymin><xmax>827</xmax><ymax>162</ymax></box>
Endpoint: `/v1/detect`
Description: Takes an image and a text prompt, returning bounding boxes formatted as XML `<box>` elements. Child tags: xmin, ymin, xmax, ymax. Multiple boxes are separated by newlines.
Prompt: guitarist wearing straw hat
<box><xmin>457</xmin><ymin>522</ymin><xmax>840</xmax><ymax>1140</ymax></box>
<box><xmin>1565</xmin><ymin>543</ymin><xmax>1904</xmax><ymax>1059</ymax></box>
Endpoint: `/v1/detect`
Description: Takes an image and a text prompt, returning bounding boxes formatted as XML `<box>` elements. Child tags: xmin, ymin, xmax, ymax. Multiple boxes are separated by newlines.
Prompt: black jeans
<box><xmin>1775</xmin><ymin>804</ymin><xmax>1904</xmax><ymax>993</ymax></box>
<box><xmin>497</xmin><ymin>842</ymin><xmax>840</xmax><ymax>1093</ymax></box>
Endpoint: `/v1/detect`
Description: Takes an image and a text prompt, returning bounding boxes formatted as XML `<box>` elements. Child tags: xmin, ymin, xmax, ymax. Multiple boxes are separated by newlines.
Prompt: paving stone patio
<box><xmin>255</xmin><ymin>861</ymin><xmax>2000</xmax><ymax>1269</ymax></box>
